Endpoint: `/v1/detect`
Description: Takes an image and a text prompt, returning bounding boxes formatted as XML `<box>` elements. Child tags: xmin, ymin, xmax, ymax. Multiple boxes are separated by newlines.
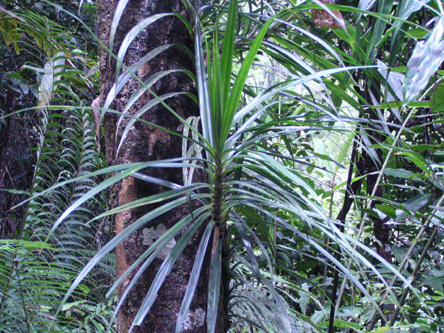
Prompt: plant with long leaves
<box><xmin>259</xmin><ymin>1</ymin><xmax>444</xmax><ymax>331</ymax></box>
<box><xmin>7</xmin><ymin>0</ymin><xmax>444</xmax><ymax>331</ymax></box>
<box><xmin>0</xmin><ymin>6</ymin><xmax>115</xmax><ymax>332</ymax></box>
<box><xmin>38</xmin><ymin>1</ymin><xmax>433</xmax><ymax>332</ymax></box>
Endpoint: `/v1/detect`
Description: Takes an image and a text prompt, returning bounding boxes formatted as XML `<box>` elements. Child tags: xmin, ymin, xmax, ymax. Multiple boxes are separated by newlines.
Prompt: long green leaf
<box><xmin>207</xmin><ymin>240</ymin><xmax>222</xmax><ymax>333</ymax></box>
<box><xmin>131</xmin><ymin>213</ymin><xmax>210</xmax><ymax>327</ymax></box>
<box><xmin>175</xmin><ymin>221</ymin><xmax>215</xmax><ymax>332</ymax></box>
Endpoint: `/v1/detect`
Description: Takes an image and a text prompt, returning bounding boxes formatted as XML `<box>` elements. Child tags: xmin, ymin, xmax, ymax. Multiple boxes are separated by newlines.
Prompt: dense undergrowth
<box><xmin>1</xmin><ymin>0</ymin><xmax>444</xmax><ymax>332</ymax></box>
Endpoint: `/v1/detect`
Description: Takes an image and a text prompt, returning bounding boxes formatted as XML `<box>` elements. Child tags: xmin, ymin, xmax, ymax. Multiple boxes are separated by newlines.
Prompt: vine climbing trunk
<box><xmin>96</xmin><ymin>1</ymin><xmax>210</xmax><ymax>331</ymax></box>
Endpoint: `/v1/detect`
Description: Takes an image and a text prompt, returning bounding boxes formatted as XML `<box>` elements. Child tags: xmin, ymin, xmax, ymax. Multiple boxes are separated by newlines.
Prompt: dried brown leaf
<box><xmin>310</xmin><ymin>0</ymin><xmax>345</xmax><ymax>29</ymax></box>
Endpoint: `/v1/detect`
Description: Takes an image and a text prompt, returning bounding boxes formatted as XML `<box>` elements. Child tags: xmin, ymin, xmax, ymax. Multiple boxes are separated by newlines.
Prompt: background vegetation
<box><xmin>1</xmin><ymin>0</ymin><xmax>444</xmax><ymax>332</ymax></box>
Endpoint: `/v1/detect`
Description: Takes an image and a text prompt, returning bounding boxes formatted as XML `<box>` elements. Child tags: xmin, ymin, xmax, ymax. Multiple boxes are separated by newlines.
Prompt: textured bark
<box><xmin>96</xmin><ymin>1</ymin><xmax>209</xmax><ymax>332</ymax></box>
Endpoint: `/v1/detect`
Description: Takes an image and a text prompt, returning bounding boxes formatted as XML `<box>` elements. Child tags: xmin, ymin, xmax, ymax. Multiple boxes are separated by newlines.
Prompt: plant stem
<box><xmin>328</xmin><ymin>135</ymin><xmax>361</xmax><ymax>333</ymax></box>
<box><xmin>335</xmin><ymin>105</ymin><xmax>414</xmax><ymax>318</ymax></box>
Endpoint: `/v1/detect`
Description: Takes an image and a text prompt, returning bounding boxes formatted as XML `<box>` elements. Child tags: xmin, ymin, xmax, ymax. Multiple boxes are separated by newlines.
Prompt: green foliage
<box><xmin>0</xmin><ymin>5</ymin><xmax>115</xmax><ymax>332</ymax></box>
<box><xmin>2</xmin><ymin>0</ymin><xmax>444</xmax><ymax>332</ymax></box>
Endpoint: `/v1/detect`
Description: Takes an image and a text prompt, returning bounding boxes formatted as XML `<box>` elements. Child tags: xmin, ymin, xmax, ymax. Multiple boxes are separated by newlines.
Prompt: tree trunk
<box><xmin>96</xmin><ymin>1</ymin><xmax>209</xmax><ymax>331</ymax></box>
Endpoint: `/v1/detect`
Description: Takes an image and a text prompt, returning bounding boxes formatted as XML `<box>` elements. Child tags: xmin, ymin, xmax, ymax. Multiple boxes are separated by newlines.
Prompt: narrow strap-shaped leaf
<box><xmin>211</xmin><ymin>27</ymin><xmax>223</xmax><ymax>148</ymax></box>
<box><xmin>109</xmin><ymin>0</ymin><xmax>130</xmax><ymax>56</ymax></box>
<box><xmin>12</xmin><ymin>162</ymin><xmax>145</xmax><ymax>210</ymax></box>
<box><xmin>131</xmin><ymin>213</ymin><xmax>210</xmax><ymax>327</ymax></box>
<box><xmin>104</xmin><ymin>44</ymin><xmax>174</xmax><ymax>112</ymax></box>
<box><xmin>249</xmin><ymin>201</ymin><xmax>410</xmax><ymax>316</ymax></box>
<box><xmin>132</xmin><ymin>172</ymin><xmax>181</xmax><ymax>189</ymax></box>
<box><xmin>233</xmin><ymin>220</ymin><xmax>260</xmax><ymax>278</ymax></box>
<box><xmin>91</xmin><ymin>184</ymin><xmax>209</xmax><ymax>222</ymax></box>
<box><xmin>58</xmin><ymin>196</ymin><xmax>191</xmax><ymax>315</ymax></box>
<box><xmin>222</xmin><ymin>16</ymin><xmax>276</xmax><ymax>143</ymax></box>
<box><xmin>107</xmin><ymin>208</ymin><xmax>210</xmax><ymax>332</ymax></box>
<box><xmin>359</xmin><ymin>0</ymin><xmax>376</xmax><ymax>10</ymax></box>
<box><xmin>108</xmin><ymin>206</ymin><xmax>210</xmax><ymax>299</ymax></box>
<box><xmin>207</xmin><ymin>240</ymin><xmax>222</xmax><ymax>333</ymax></box>
<box><xmin>366</xmin><ymin>0</ymin><xmax>394</xmax><ymax>62</ymax></box>
<box><xmin>47</xmin><ymin>161</ymin><xmax>197</xmax><ymax>240</ymax></box>
<box><xmin>116</xmin><ymin>92</ymin><xmax>194</xmax><ymax>156</ymax></box>
<box><xmin>117</xmin><ymin>69</ymin><xmax>195</xmax><ymax>129</ymax></box>
<box><xmin>220</xmin><ymin>0</ymin><xmax>238</xmax><ymax>103</ymax></box>
<box><xmin>108</xmin><ymin>221</ymin><xmax>189</xmax><ymax>331</ymax></box>
<box><xmin>389</xmin><ymin>0</ymin><xmax>430</xmax><ymax>64</ymax></box>
<box><xmin>115</xmin><ymin>14</ymin><xmax>191</xmax><ymax>80</ymax></box>
<box><xmin>232</xmin><ymin>65</ymin><xmax>368</xmax><ymax>126</ymax></box>
<box><xmin>175</xmin><ymin>221</ymin><xmax>215</xmax><ymax>332</ymax></box>
<box><xmin>195</xmin><ymin>19</ymin><xmax>214</xmax><ymax>150</ymax></box>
